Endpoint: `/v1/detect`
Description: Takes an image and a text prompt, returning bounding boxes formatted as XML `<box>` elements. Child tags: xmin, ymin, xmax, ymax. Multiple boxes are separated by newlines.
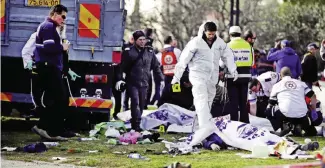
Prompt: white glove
<box><xmin>171</xmin><ymin>77</ymin><xmax>179</xmax><ymax>85</ymax></box>
<box><xmin>160</xmin><ymin>81</ymin><xmax>165</xmax><ymax>90</ymax></box>
<box><xmin>115</xmin><ymin>80</ymin><xmax>125</xmax><ymax>91</ymax></box>
<box><xmin>210</xmin><ymin>144</ymin><xmax>220</xmax><ymax>151</ymax></box>
<box><xmin>232</xmin><ymin>70</ymin><xmax>238</xmax><ymax>81</ymax></box>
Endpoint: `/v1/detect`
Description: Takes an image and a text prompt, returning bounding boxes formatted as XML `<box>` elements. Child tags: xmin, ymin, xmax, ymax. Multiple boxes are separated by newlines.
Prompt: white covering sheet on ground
<box><xmin>117</xmin><ymin>103</ymin><xmax>274</xmax><ymax>132</ymax></box>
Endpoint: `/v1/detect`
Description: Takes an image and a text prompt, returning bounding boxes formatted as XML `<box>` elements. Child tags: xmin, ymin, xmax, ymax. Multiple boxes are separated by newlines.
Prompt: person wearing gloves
<box><xmin>31</xmin><ymin>5</ymin><xmax>75</xmax><ymax>141</ymax></box>
<box><xmin>266</xmin><ymin>67</ymin><xmax>318</xmax><ymax>136</ymax></box>
<box><xmin>22</xmin><ymin>21</ymin><xmax>79</xmax><ymax>117</ymax></box>
<box><xmin>248</xmin><ymin>71</ymin><xmax>280</xmax><ymax>117</ymax></box>
<box><xmin>116</xmin><ymin>30</ymin><xmax>164</xmax><ymax>131</ymax></box>
<box><xmin>267</xmin><ymin>40</ymin><xmax>301</xmax><ymax>79</ymax></box>
<box><xmin>171</xmin><ymin>21</ymin><xmax>238</xmax><ymax>129</ymax></box>
<box><xmin>226</xmin><ymin>26</ymin><xmax>253</xmax><ymax>123</ymax></box>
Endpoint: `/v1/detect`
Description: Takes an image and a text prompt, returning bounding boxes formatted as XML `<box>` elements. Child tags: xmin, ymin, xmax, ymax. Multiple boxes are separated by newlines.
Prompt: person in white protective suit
<box><xmin>171</xmin><ymin>21</ymin><xmax>238</xmax><ymax>131</ymax></box>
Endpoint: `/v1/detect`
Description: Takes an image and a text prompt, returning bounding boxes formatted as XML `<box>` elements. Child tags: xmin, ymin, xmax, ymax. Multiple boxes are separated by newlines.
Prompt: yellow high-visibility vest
<box><xmin>228</xmin><ymin>38</ymin><xmax>253</xmax><ymax>67</ymax></box>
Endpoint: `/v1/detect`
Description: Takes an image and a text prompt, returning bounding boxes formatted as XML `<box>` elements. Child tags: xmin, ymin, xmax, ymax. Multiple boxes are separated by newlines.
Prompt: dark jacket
<box><xmin>118</xmin><ymin>46</ymin><xmax>163</xmax><ymax>87</ymax></box>
<box><xmin>267</xmin><ymin>47</ymin><xmax>301</xmax><ymax>79</ymax></box>
<box><xmin>301</xmin><ymin>52</ymin><xmax>318</xmax><ymax>83</ymax></box>
<box><xmin>34</xmin><ymin>18</ymin><xmax>63</xmax><ymax>71</ymax></box>
<box><xmin>257</xmin><ymin>56</ymin><xmax>274</xmax><ymax>75</ymax></box>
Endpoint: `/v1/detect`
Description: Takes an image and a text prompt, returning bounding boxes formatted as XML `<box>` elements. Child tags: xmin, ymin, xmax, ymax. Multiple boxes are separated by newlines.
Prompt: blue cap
<box><xmin>281</xmin><ymin>40</ymin><xmax>290</xmax><ymax>46</ymax></box>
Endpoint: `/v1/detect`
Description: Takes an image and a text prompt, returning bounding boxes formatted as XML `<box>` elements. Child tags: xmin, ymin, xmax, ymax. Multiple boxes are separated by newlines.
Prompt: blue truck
<box><xmin>1</xmin><ymin>0</ymin><xmax>126</xmax><ymax>123</ymax></box>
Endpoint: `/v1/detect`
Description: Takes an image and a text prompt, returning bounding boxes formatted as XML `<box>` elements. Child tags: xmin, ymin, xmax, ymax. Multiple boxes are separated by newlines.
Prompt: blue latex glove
<box><xmin>68</xmin><ymin>69</ymin><xmax>81</xmax><ymax>81</ymax></box>
<box><xmin>311</xmin><ymin>109</ymin><xmax>318</xmax><ymax>122</ymax></box>
<box><xmin>26</xmin><ymin>61</ymin><xmax>33</xmax><ymax>70</ymax></box>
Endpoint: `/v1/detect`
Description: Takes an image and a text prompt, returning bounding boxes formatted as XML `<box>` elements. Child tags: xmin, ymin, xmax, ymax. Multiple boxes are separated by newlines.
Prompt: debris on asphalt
<box><xmin>51</xmin><ymin>157</ymin><xmax>67</xmax><ymax>161</ymax></box>
<box><xmin>1</xmin><ymin>147</ymin><xmax>17</xmax><ymax>152</ymax></box>
<box><xmin>43</xmin><ymin>142</ymin><xmax>60</xmax><ymax>147</ymax></box>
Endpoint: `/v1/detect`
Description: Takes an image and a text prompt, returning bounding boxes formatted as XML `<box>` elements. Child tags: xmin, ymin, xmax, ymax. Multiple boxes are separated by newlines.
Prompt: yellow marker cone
<box><xmin>172</xmin><ymin>83</ymin><xmax>181</xmax><ymax>92</ymax></box>
<box><xmin>158</xmin><ymin>125</ymin><xmax>165</xmax><ymax>133</ymax></box>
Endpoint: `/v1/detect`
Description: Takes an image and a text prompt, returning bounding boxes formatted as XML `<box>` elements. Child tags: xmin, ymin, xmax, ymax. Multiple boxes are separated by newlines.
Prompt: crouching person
<box><xmin>266</xmin><ymin>67</ymin><xmax>318</xmax><ymax>136</ymax></box>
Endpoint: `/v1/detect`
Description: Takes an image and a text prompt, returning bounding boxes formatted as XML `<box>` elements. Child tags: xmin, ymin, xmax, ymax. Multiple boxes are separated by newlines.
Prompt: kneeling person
<box><xmin>266</xmin><ymin>67</ymin><xmax>317</xmax><ymax>136</ymax></box>
<box><xmin>248</xmin><ymin>71</ymin><xmax>280</xmax><ymax>117</ymax></box>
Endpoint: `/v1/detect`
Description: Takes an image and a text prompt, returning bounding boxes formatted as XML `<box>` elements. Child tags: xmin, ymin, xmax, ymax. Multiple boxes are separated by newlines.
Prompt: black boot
<box><xmin>279</xmin><ymin>122</ymin><xmax>291</xmax><ymax>137</ymax></box>
<box><xmin>292</xmin><ymin>124</ymin><xmax>303</xmax><ymax>136</ymax></box>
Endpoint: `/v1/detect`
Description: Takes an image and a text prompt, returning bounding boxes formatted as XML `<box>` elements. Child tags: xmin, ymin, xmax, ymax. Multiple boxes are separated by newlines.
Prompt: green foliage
<box><xmin>283</xmin><ymin>0</ymin><xmax>325</xmax><ymax>5</ymax></box>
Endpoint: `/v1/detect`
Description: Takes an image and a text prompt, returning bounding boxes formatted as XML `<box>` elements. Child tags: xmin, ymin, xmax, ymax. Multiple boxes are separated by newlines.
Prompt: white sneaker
<box><xmin>210</xmin><ymin>144</ymin><xmax>220</xmax><ymax>151</ymax></box>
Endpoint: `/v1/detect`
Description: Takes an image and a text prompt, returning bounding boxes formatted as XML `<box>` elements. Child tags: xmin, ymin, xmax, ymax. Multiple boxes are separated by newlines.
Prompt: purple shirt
<box><xmin>267</xmin><ymin>47</ymin><xmax>301</xmax><ymax>79</ymax></box>
<box><xmin>34</xmin><ymin>18</ymin><xmax>63</xmax><ymax>71</ymax></box>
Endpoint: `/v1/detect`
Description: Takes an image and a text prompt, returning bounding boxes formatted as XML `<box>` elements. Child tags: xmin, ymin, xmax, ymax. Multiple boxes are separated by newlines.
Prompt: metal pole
<box><xmin>235</xmin><ymin>0</ymin><xmax>240</xmax><ymax>25</ymax></box>
<box><xmin>230</xmin><ymin>0</ymin><xmax>234</xmax><ymax>26</ymax></box>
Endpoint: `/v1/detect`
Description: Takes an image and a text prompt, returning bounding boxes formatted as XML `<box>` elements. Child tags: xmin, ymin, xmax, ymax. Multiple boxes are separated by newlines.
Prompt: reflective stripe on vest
<box><xmin>161</xmin><ymin>47</ymin><xmax>177</xmax><ymax>76</ymax></box>
<box><xmin>228</xmin><ymin>39</ymin><xmax>253</xmax><ymax>67</ymax></box>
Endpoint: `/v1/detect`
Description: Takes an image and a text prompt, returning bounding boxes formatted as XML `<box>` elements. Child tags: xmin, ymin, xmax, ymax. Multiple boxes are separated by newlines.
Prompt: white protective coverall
<box><xmin>172</xmin><ymin>22</ymin><xmax>237</xmax><ymax>130</ymax></box>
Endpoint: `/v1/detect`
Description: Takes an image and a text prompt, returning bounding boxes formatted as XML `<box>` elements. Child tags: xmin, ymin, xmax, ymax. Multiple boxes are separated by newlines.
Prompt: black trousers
<box><xmin>128</xmin><ymin>85</ymin><xmax>147</xmax><ymax>130</ymax></box>
<box><xmin>256</xmin><ymin>96</ymin><xmax>268</xmax><ymax>118</ymax></box>
<box><xmin>35</xmin><ymin>63</ymin><xmax>67</xmax><ymax>136</ymax></box>
<box><xmin>30</xmin><ymin>70</ymin><xmax>44</xmax><ymax>111</ymax></box>
<box><xmin>123</xmin><ymin>90</ymin><xmax>130</xmax><ymax>111</ymax></box>
<box><xmin>112</xmin><ymin>86</ymin><xmax>122</xmax><ymax>115</ymax></box>
<box><xmin>158</xmin><ymin>76</ymin><xmax>173</xmax><ymax>106</ymax></box>
<box><xmin>145</xmin><ymin>74</ymin><xmax>152</xmax><ymax>108</ymax></box>
<box><xmin>265</xmin><ymin>107</ymin><xmax>316</xmax><ymax>136</ymax></box>
<box><xmin>226</xmin><ymin>79</ymin><xmax>249</xmax><ymax>123</ymax></box>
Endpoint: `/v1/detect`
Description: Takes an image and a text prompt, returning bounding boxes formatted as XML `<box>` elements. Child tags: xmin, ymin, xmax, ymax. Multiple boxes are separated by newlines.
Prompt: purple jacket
<box><xmin>34</xmin><ymin>18</ymin><xmax>64</xmax><ymax>71</ymax></box>
<box><xmin>202</xmin><ymin>133</ymin><xmax>225</xmax><ymax>150</ymax></box>
<box><xmin>267</xmin><ymin>47</ymin><xmax>301</xmax><ymax>79</ymax></box>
